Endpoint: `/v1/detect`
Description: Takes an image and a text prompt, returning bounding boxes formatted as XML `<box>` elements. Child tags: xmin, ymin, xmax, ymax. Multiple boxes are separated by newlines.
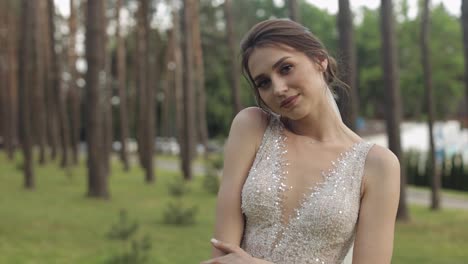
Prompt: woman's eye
<box><xmin>256</xmin><ymin>79</ymin><xmax>270</xmax><ymax>89</ymax></box>
<box><xmin>280</xmin><ymin>64</ymin><xmax>293</xmax><ymax>74</ymax></box>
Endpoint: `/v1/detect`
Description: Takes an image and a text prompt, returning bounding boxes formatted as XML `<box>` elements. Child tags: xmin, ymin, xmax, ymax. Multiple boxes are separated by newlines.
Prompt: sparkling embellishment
<box><xmin>240</xmin><ymin>114</ymin><xmax>374</xmax><ymax>264</ymax></box>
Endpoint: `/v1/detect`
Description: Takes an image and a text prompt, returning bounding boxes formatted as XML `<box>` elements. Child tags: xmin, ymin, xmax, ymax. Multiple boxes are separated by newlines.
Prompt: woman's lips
<box><xmin>280</xmin><ymin>95</ymin><xmax>299</xmax><ymax>108</ymax></box>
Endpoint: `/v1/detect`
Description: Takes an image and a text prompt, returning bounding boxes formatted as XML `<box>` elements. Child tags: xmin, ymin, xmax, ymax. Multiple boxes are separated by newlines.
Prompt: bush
<box><xmin>107</xmin><ymin>209</ymin><xmax>139</xmax><ymax>241</ymax></box>
<box><xmin>162</xmin><ymin>200</ymin><xmax>198</xmax><ymax>226</ymax></box>
<box><xmin>106</xmin><ymin>235</ymin><xmax>152</xmax><ymax>264</ymax></box>
<box><xmin>203</xmin><ymin>170</ymin><xmax>219</xmax><ymax>194</ymax></box>
<box><xmin>207</xmin><ymin>155</ymin><xmax>224</xmax><ymax>171</ymax></box>
<box><xmin>106</xmin><ymin>209</ymin><xmax>152</xmax><ymax>264</ymax></box>
<box><xmin>167</xmin><ymin>176</ymin><xmax>189</xmax><ymax>197</ymax></box>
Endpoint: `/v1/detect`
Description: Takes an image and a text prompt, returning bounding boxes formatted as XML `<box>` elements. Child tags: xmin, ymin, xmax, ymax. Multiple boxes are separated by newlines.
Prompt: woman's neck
<box><xmin>282</xmin><ymin>99</ymin><xmax>349</xmax><ymax>143</ymax></box>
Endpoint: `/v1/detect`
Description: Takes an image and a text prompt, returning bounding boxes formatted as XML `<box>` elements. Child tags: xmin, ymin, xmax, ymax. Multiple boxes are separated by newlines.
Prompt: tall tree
<box><xmin>136</xmin><ymin>0</ymin><xmax>155</xmax><ymax>182</ymax></box>
<box><xmin>161</xmin><ymin>28</ymin><xmax>174</xmax><ymax>139</ymax></box>
<box><xmin>34</xmin><ymin>0</ymin><xmax>48</xmax><ymax>164</ymax></box>
<box><xmin>44</xmin><ymin>0</ymin><xmax>60</xmax><ymax>161</ymax></box>
<box><xmin>380</xmin><ymin>0</ymin><xmax>409</xmax><ymax>220</ymax></box>
<box><xmin>462</xmin><ymin>0</ymin><xmax>468</xmax><ymax>118</ymax></box>
<box><xmin>69</xmin><ymin>0</ymin><xmax>80</xmax><ymax>165</ymax></box>
<box><xmin>171</xmin><ymin>6</ymin><xmax>186</xmax><ymax>179</ymax></box>
<box><xmin>0</xmin><ymin>0</ymin><xmax>7</xmax><ymax>153</ymax></box>
<box><xmin>288</xmin><ymin>0</ymin><xmax>300</xmax><ymax>22</ymax></box>
<box><xmin>116</xmin><ymin>0</ymin><xmax>130</xmax><ymax>171</ymax></box>
<box><xmin>191</xmin><ymin>0</ymin><xmax>209</xmax><ymax>153</ymax></box>
<box><xmin>224</xmin><ymin>0</ymin><xmax>242</xmax><ymax>116</ymax></box>
<box><xmin>181</xmin><ymin>0</ymin><xmax>196</xmax><ymax>180</ymax></box>
<box><xmin>337</xmin><ymin>0</ymin><xmax>358</xmax><ymax>131</ymax></box>
<box><xmin>102</xmin><ymin>0</ymin><xmax>113</xmax><ymax>178</ymax></box>
<box><xmin>6</xmin><ymin>0</ymin><xmax>18</xmax><ymax>160</ymax></box>
<box><xmin>420</xmin><ymin>0</ymin><xmax>439</xmax><ymax>209</ymax></box>
<box><xmin>19</xmin><ymin>0</ymin><xmax>36</xmax><ymax>188</ymax></box>
<box><xmin>85</xmin><ymin>0</ymin><xmax>109</xmax><ymax>198</ymax></box>
<box><xmin>48</xmin><ymin>0</ymin><xmax>71</xmax><ymax>169</ymax></box>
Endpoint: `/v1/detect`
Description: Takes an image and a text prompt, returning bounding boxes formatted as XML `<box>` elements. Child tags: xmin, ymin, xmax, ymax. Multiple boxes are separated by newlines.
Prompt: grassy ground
<box><xmin>0</xmin><ymin>152</ymin><xmax>467</xmax><ymax>263</ymax></box>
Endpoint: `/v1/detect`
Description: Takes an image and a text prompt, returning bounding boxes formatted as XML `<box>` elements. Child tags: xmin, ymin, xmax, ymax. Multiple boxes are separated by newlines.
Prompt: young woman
<box><xmin>201</xmin><ymin>19</ymin><xmax>400</xmax><ymax>264</ymax></box>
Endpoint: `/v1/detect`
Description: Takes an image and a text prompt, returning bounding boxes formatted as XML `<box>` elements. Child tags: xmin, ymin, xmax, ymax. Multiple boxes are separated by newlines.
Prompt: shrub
<box><xmin>162</xmin><ymin>200</ymin><xmax>198</xmax><ymax>226</ymax></box>
<box><xmin>106</xmin><ymin>209</ymin><xmax>152</xmax><ymax>264</ymax></box>
<box><xmin>167</xmin><ymin>176</ymin><xmax>189</xmax><ymax>197</ymax></box>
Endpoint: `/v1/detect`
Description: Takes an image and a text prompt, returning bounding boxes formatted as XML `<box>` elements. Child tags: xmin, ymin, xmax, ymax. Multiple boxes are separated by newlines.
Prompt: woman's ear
<box><xmin>320</xmin><ymin>58</ymin><xmax>328</xmax><ymax>72</ymax></box>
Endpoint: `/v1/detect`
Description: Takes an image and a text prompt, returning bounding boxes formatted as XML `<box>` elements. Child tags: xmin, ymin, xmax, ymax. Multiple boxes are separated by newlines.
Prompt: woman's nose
<box><xmin>272</xmin><ymin>78</ymin><xmax>288</xmax><ymax>96</ymax></box>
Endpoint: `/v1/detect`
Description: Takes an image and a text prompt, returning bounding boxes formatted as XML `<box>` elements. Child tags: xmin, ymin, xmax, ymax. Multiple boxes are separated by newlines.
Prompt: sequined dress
<box><xmin>240</xmin><ymin>114</ymin><xmax>374</xmax><ymax>264</ymax></box>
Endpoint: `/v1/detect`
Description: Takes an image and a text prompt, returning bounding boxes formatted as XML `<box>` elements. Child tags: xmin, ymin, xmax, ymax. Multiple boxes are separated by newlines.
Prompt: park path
<box><xmin>155</xmin><ymin>158</ymin><xmax>468</xmax><ymax>210</ymax></box>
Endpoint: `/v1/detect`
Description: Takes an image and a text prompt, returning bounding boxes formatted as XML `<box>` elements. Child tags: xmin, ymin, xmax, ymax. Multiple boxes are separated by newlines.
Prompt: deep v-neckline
<box><xmin>273</xmin><ymin>118</ymin><xmax>364</xmax><ymax>229</ymax></box>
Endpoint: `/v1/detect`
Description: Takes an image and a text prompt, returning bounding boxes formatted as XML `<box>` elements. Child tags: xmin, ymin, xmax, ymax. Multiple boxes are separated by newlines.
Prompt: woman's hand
<box><xmin>200</xmin><ymin>238</ymin><xmax>255</xmax><ymax>264</ymax></box>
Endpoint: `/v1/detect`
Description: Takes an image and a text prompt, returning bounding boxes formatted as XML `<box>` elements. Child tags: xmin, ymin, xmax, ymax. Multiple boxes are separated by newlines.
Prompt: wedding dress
<box><xmin>240</xmin><ymin>114</ymin><xmax>374</xmax><ymax>264</ymax></box>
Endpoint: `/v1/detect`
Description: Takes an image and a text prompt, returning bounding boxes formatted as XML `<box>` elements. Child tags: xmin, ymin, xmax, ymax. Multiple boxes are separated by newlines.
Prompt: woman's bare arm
<box><xmin>211</xmin><ymin>107</ymin><xmax>268</xmax><ymax>257</ymax></box>
<box><xmin>352</xmin><ymin>145</ymin><xmax>401</xmax><ymax>264</ymax></box>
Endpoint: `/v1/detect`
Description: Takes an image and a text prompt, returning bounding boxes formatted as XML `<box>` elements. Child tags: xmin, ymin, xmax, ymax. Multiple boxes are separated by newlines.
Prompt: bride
<box><xmin>201</xmin><ymin>19</ymin><xmax>400</xmax><ymax>264</ymax></box>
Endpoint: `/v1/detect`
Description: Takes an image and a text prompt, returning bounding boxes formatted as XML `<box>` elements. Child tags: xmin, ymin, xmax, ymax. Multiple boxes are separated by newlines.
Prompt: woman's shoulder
<box><xmin>364</xmin><ymin>144</ymin><xmax>400</xmax><ymax>173</ymax></box>
<box><xmin>361</xmin><ymin>144</ymin><xmax>401</xmax><ymax>195</ymax></box>
<box><xmin>232</xmin><ymin>106</ymin><xmax>270</xmax><ymax>126</ymax></box>
<box><xmin>229</xmin><ymin>107</ymin><xmax>271</xmax><ymax>144</ymax></box>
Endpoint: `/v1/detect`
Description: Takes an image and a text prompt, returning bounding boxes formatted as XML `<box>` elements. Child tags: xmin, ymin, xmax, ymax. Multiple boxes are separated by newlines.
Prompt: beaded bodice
<box><xmin>240</xmin><ymin>115</ymin><xmax>374</xmax><ymax>264</ymax></box>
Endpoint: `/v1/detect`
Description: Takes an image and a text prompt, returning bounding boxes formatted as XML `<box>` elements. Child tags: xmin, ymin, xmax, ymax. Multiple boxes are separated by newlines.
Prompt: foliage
<box><xmin>105</xmin><ymin>209</ymin><xmax>152</xmax><ymax>264</ymax></box>
<box><xmin>167</xmin><ymin>175</ymin><xmax>190</xmax><ymax>197</ymax></box>
<box><xmin>405</xmin><ymin>151</ymin><xmax>468</xmax><ymax>191</ymax></box>
<box><xmin>203</xmin><ymin>170</ymin><xmax>219</xmax><ymax>194</ymax></box>
<box><xmin>107</xmin><ymin>209</ymin><xmax>139</xmax><ymax>241</ymax></box>
<box><xmin>163</xmin><ymin>175</ymin><xmax>198</xmax><ymax>225</ymax></box>
<box><xmin>202</xmin><ymin>155</ymin><xmax>223</xmax><ymax>194</ymax></box>
<box><xmin>162</xmin><ymin>200</ymin><xmax>198</xmax><ymax>226</ymax></box>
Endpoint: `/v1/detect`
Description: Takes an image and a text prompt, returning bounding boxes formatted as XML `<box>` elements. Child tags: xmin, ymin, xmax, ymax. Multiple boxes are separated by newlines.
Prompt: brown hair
<box><xmin>240</xmin><ymin>18</ymin><xmax>348</xmax><ymax>111</ymax></box>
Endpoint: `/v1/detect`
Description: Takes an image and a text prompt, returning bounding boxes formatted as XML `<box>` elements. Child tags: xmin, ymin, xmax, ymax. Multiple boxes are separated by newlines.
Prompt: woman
<box><xmin>201</xmin><ymin>19</ymin><xmax>400</xmax><ymax>264</ymax></box>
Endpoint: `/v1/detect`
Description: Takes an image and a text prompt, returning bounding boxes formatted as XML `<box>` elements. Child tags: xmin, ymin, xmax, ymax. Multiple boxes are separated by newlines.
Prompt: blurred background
<box><xmin>0</xmin><ymin>0</ymin><xmax>467</xmax><ymax>263</ymax></box>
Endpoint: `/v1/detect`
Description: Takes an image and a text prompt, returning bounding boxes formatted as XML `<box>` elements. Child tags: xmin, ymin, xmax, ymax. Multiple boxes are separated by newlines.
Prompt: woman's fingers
<box><xmin>210</xmin><ymin>238</ymin><xmax>239</xmax><ymax>254</ymax></box>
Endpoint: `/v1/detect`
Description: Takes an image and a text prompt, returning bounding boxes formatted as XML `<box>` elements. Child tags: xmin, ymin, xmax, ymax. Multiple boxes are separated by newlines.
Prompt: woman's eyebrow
<box><xmin>253</xmin><ymin>56</ymin><xmax>291</xmax><ymax>82</ymax></box>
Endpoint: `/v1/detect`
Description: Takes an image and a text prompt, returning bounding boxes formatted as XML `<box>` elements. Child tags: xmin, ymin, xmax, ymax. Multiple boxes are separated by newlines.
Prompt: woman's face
<box><xmin>248</xmin><ymin>45</ymin><xmax>328</xmax><ymax>120</ymax></box>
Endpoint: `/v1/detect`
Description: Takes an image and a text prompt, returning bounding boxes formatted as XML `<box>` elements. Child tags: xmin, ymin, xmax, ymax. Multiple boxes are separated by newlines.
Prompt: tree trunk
<box><xmin>421</xmin><ymin>0</ymin><xmax>439</xmax><ymax>210</ymax></box>
<box><xmin>136</xmin><ymin>1</ymin><xmax>146</xmax><ymax>170</ymax></box>
<box><xmin>47</xmin><ymin>0</ymin><xmax>71</xmax><ymax>170</ymax></box>
<box><xmin>6</xmin><ymin>0</ymin><xmax>18</xmax><ymax>160</ymax></box>
<box><xmin>59</xmin><ymin>76</ymin><xmax>71</xmax><ymax>169</ymax></box>
<box><xmin>137</xmin><ymin>0</ymin><xmax>154</xmax><ymax>183</ymax></box>
<box><xmin>380</xmin><ymin>0</ymin><xmax>409</xmax><ymax>221</ymax></box>
<box><xmin>102</xmin><ymin>0</ymin><xmax>112</xmax><ymax>179</ymax></box>
<box><xmin>35</xmin><ymin>0</ymin><xmax>48</xmax><ymax>165</ymax></box>
<box><xmin>0</xmin><ymin>0</ymin><xmax>6</xmax><ymax>152</ymax></box>
<box><xmin>191</xmin><ymin>0</ymin><xmax>209</xmax><ymax>154</ymax></box>
<box><xmin>85</xmin><ymin>0</ymin><xmax>109</xmax><ymax>198</ymax></box>
<box><xmin>19</xmin><ymin>0</ymin><xmax>36</xmax><ymax>189</ymax></box>
<box><xmin>69</xmin><ymin>0</ymin><xmax>80</xmax><ymax>166</ymax></box>
<box><xmin>171</xmin><ymin>7</ymin><xmax>185</xmax><ymax>178</ymax></box>
<box><xmin>338</xmin><ymin>0</ymin><xmax>358</xmax><ymax>132</ymax></box>
<box><xmin>224</xmin><ymin>0</ymin><xmax>242</xmax><ymax>116</ymax></box>
<box><xmin>288</xmin><ymin>0</ymin><xmax>300</xmax><ymax>22</ymax></box>
<box><xmin>44</xmin><ymin>0</ymin><xmax>60</xmax><ymax>161</ymax></box>
<box><xmin>116</xmin><ymin>0</ymin><xmax>130</xmax><ymax>171</ymax></box>
<box><xmin>181</xmin><ymin>0</ymin><xmax>196</xmax><ymax>180</ymax></box>
<box><xmin>161</xmin><ymin>29</ymin><xmax>174</xmax><ymax>138</ymax></box>
<box><xmin>462</xmin><ymin>0</ymin><xmax>468</xmax><ymax>122</ymax></box>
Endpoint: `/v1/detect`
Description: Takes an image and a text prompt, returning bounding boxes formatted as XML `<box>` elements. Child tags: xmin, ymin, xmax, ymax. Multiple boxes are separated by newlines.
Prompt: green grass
<box><xmin>0</xmin><ymin>153</ymin><xmax>216</xmax><ymax>264</ymax></box>
<box><xmin>394</xmin><ymin>206</ymin><xmax>468</xmax><ymax>263</ymax></box>
<box><xmin>1</xmin><ymin>152</ymin><xmax>468</xmax><ymax>263</ymax></box>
